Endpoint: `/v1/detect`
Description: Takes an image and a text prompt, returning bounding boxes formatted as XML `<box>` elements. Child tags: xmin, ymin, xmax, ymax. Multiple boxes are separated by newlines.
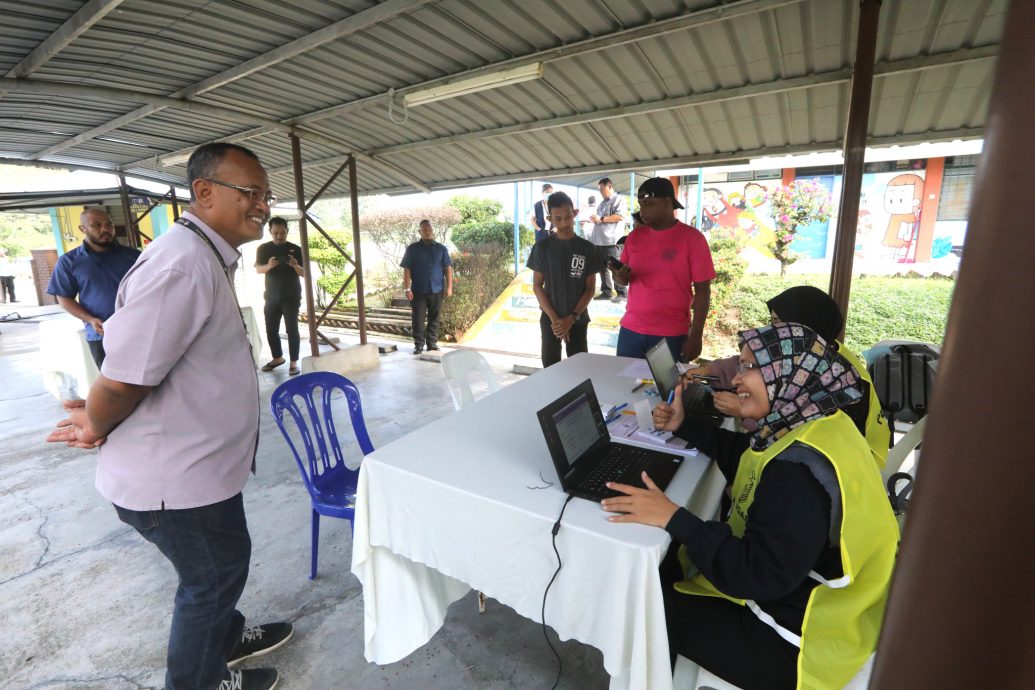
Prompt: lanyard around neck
<box><xmin>175</xmin><ymin>218</ymin><xmax>248</xmax><ymax>337</ymax></box>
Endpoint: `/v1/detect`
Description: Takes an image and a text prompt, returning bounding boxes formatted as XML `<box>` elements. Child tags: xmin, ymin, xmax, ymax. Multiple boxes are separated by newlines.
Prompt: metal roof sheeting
<box><xmin>0</xmin><ymin>0</ymin><xmax>1006</xmax><ymax>202</ymax></box>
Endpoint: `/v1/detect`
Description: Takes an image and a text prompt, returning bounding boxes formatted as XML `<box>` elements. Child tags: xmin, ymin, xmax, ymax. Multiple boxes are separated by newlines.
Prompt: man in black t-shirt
<box><xmin>255</xmin><ymin>217</ymin><xmax>304</xmax><ymax>375</ymax></box>
<box><xmin>526</xmin><ymin>192</ymin><xmax>603</xmax><ymax>367</ymax></box>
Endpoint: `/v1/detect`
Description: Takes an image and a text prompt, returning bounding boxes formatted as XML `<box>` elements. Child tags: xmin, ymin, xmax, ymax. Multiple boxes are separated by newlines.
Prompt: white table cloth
<box><xmin>351</xmin><ymin>353</ymin><xmax>726</xmax><ymax>690</ymax></box>
<box><xmin>38</xmin><ymin>316</ymin><xmax>98</xmax><ymax>400</ymax></box>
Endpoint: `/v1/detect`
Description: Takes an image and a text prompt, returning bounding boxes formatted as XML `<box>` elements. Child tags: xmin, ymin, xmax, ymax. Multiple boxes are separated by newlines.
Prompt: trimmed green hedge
<box><xmin>451</xmin><ymin>221</ymin><xmax>534</xmax><ymax>254</ymax></box>
<box><xmin>708</xmin><ymin>274</ymin><xmax>954</xmax><ymax>356</ymax></box>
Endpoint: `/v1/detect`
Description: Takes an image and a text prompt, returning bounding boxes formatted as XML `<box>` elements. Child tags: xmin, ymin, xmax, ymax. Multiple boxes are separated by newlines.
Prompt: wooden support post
<box><xmin>871</xmin><ymin>0</ymin><xmax>1035</xmax><ymax>685</ymax></box>
<box><xmin>116</xmin><ymin>172</ymin><xmax>138</xmax><ymax>249</ymax></box>
<box><xmin>348</xmin><ymin>156</ymin><xmax>367</xmax><ymax>345</ymax></box>
<box><xmin>828</xmin><ymin>0</ymin><xmax>882</xmax><ymax>324</ymax></box>
<box><xmin>291</xmin><ymin>133</ymin><xmax>320</xmax><ymax>358</ymax></box>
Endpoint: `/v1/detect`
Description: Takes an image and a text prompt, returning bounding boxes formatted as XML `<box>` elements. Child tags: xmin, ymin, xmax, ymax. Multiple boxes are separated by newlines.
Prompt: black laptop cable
<box><xmin>541</xmin><ymin>492</ymin><xmax>576</xmax><ymax>690</ymax></box>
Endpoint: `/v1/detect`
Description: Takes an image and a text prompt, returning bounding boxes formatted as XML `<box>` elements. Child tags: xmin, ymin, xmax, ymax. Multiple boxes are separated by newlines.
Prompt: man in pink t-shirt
<box><xmin>612</xmin><ymin>178</ymin><xmax>715</xmax><ymax>361</ymax></box>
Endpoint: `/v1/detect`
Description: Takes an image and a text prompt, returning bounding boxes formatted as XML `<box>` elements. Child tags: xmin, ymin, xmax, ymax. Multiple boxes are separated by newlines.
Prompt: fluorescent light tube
<box><xmin>405</xmin><ymin>63</ymin><xmax>543</xmax><ymax>107</ymax></box>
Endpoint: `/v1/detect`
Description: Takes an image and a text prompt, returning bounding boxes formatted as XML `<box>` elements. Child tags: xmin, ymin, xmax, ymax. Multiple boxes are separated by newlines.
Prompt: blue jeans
<box><xmin>616</xmin><ymin>327</ymin><xmax>687</xmax><ymax>361</ymax></box>
<box><xmin>115</xmin><ymin>493</ymin><xmax>251</xmax><ymax>690</ymax></box>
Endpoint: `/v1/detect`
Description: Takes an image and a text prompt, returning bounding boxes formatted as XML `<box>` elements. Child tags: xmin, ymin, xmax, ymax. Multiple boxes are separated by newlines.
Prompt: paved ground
<box><xmin>0</xmin><ymin>310</ymin><xmax>613</xmax><ymax>690</ymax></box>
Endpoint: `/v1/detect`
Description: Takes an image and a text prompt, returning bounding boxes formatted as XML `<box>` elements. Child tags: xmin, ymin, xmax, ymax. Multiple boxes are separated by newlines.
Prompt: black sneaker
<box><xmin>219</xmin><ymin>668</ymin><xmax>279</xmax><ymax>690</ymax></box>
<box><xmin>413</xmin><ymin>345</ymin><xmax>423</xmax><ymax>354</ymax></box>
<box><xmin>228</xmin><ymin>622</ymin><xmax>294</xmax><ymax>666</ymax></box>
<box><xmin>426</xmin><ymin>345</ymin><xmax>440</xmax><ymax>351</ymax></box>
<box><xmin>593</xmin><ymin>293</ymin><xmax>613</xmax><ymax>301</ymax></box>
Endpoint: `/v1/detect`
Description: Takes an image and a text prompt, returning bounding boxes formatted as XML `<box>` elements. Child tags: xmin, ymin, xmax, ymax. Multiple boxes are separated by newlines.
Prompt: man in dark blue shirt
<box><xmin>47</xmin><ymin>208</ymin><xmax>141</xmax><ymax>367</ymax></box>
<box><xmin>531</xmin><ymin>183</ymin><xmax>554</xmax><ymax>242</ymax></box>
<box><xmin>400</xmin><ymin>219</ymin><xmax>452</xmax><ymax>354</ymax></box>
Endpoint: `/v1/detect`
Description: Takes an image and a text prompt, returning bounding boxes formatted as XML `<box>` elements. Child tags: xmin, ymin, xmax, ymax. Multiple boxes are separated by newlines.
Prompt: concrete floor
<box><xmin>0</xmin><ymin>309</ymin><xmax>613</xmax><ymax>690</ymax></box>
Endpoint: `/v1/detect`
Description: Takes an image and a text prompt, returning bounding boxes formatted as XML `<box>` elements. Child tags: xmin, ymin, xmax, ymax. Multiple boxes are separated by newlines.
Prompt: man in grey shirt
<box><xmin>588</xmin><ymin>177</ymin><xmax>627</xmax><ymax>302</ymax></box>
<box><xmin>48</xmin><ymin>143</ymin><xmax>292</xmax><ymax>690</ymax></box>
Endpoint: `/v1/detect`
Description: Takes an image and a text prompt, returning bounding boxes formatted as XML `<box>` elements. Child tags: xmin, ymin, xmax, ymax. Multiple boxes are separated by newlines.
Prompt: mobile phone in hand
<box><xmin>607</xmin><ymin>256</ymin><xmax>624</xmax><ymax>271</ymax></box>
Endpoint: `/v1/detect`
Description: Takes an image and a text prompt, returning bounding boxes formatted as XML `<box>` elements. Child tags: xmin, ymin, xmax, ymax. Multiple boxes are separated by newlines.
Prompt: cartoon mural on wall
<box><xmin>851</xmin><ymin>170</ymin><xmax>927</xmax><ymax>263</ymax></box>
<box><xmin>697</xmin><ymin>181</ymin><xmax>780</xmax><ymax>257</ymax></box>
<box><xmin>880</xmin><ymin>173</ymin><xmax>924</xmax><ymax>261</ymax></box>
<box><xmin>686</xmin><ymin>162</ymin><xmax>967</xmax><ymax>267</ymax></box>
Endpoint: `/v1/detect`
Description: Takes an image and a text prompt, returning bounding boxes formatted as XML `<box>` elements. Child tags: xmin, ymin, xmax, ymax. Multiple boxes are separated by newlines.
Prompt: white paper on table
<box><xmin>618</xmin><ymin>360</ymin><xmax>652</xmax><ymax>379</ymax></box>
<box><xmin>634</xmin><ymin>398</ymin><xmax>654</xmax><ymax>431</ymax></box>
<box><xmin>606</xmin><ymin>413</ymin><xmax>692</xmax><ymax>451</ymax></box>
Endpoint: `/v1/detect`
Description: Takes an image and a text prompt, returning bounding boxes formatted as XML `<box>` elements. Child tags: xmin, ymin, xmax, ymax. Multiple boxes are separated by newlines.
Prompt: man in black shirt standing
<box><xmin>255</xmin><ymin>217</ymin><xmax>304</xmax><ymax>375</ymax></box>
<box><xmin>526</xmin><ymin>192</ymin><xmax>603</xmax><ymax>367</ymax></box>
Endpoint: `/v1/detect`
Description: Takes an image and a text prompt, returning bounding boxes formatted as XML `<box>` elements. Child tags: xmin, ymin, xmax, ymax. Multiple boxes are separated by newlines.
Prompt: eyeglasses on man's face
<box><xmin>736</xmin><ymin>361</ymin><xmax>762</xmax><ymax>375</ymax></box>
<box><xmin>206</xmin><ymin>178</ymin><xmax>277</xmax><ymax>207</ymax></box>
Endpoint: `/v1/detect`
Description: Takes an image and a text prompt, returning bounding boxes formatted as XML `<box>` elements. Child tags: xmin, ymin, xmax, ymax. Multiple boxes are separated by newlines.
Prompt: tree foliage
<box><xmin>307</xmin><ymin>229</ymin><xmax>356</xmax><ymax>307</ymax></box>
<box><xmin>446</xmin><ymin>194</ymin><xmax>502</xmax><ymax>224</ymax></box>
<box><xmin>0</xmin><ymin>211</ymin><xmax>53</xmax><ymax>256</ymax></box>
<box><xmin>767</xmin><ymin>179</ymin><xmax>833</xmax><ymax>276</ymax></box>
<box><xmin>363</xmin><ymin>206</ymin><xmax>461</xmax><ymax>271</ymax></box>
<box><xmin>451</xmin><ymin>221</ymin><xmax>534</xmax><ymax>255</ymax></box>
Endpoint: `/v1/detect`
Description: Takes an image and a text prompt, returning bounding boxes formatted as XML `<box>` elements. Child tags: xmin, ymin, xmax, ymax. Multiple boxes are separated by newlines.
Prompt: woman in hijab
<box><xmin>603</xmin><ymin>323</ymin><xmax>899</xmax><ymax>690</ymax></box>
<box><xmin>688</xmin><ymin>285</ymin><xmax>890</xmax><ymax>468</ymax></box>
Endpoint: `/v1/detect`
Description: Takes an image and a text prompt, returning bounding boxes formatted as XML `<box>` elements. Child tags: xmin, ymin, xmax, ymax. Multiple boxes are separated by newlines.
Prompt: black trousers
<box><xmin>539</xmin><ymin>313</ymin><xmax>589</xmax><ymax>367</ymax></box>
<box><xmin>263</xmin><ymin>298</ymin><xmax>301</xmax><ymax>362</ymax></box>
<box><xmin>0</xmin><ymin>275</ymin><xmax>14</xmax><ymax>302</ymax></box>
<box><xmin>664</xmin><ymin>591</ymin><xmax>800</xmax><ymax>690</ymax></box>
<box><xmin>411</xmin><ymin>291</ymin><xmax>443</xmax><ymax>347</ymax></box>
<box><xmin>660</xmin><ymin>545</ymin><xmax>799</xmax><ymax>690</ymax></box>
<box><xmin>595</xmin><ymin>245</ymin><xmax>625</xmax><ymax>296</ymax></box>
<box><xmin>87</xmin><ymin>339</ymin><xmax>106</xmax><ymax>369</ymax></box>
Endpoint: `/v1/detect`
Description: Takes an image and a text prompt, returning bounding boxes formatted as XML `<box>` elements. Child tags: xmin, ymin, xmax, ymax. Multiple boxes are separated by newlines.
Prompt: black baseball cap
<box><xmin>637</xmin><ymin>177</ymin><xmax>684</xmax><ymax>209</ymax></box>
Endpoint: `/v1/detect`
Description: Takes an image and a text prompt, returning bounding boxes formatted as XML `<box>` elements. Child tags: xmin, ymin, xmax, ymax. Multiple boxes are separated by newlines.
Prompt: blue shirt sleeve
<box><xmin>400</xmin><ymin>245</ymin><xmax>413</xmax><ymax>269</ymax></box>
<box><xmin>47</xmin><ymin>253</ymin><xmax>79</xmax><ymax>298</ymax></box>
<box><xmin>441</xmin><ymin>245</ymin><xmax>452</xmax><ymax>267</ymax></box>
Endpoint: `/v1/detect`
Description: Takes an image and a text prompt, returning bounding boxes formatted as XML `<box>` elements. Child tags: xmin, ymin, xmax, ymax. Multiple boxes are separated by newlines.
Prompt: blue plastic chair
<box><xmin>270</xmin><ymin>372</ymin><xmax>374</xmax><ymax>579</ymax></box>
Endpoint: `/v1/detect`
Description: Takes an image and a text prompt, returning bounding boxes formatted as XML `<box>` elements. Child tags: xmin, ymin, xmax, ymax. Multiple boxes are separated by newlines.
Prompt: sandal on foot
<box><xmin>261</xmin><ymin>359</ymin><xmax>285</xmax><ymax>372</ymax></box>
<box><xmin>289</xmin><ymin>365</ymin><xmax>301</xmax><ymax>376</ymax></box>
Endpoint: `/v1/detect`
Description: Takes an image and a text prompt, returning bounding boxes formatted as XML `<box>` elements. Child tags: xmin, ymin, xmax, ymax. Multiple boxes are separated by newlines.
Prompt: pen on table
<box><xmin>604</xmin><ymin>402</ymin><xmax>628</xmax><ymax>423</ymax></box>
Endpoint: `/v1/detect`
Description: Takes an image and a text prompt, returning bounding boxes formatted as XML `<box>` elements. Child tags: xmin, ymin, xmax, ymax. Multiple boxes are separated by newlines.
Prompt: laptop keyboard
<box><xmin>581</xmin><ymin>444</ymin><xmax>657</xmax><ymax>495</ymax></box>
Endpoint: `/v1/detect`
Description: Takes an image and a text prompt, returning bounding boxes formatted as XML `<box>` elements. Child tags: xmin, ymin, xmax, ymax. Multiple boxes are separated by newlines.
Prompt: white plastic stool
<box><xmin>673</xmin><ymin>652</ymin><xmax>874</xmax><ymax>690</ymax></box>
<box><xmin>672</xmin><ymin>656</ymin><xmax>742</xmax><ymax>690</ymax></box>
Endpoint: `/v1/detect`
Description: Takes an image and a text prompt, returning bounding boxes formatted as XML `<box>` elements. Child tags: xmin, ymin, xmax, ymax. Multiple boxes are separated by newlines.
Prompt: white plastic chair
<box><xmin>440</xmin><ymin>348</ymin><xmax>501</xmax><ymax>615</ymax></box>
<box><xmin>440</xmin><ymin>349</ymin><xmax>500</xmax><ymax>411</ymax></box>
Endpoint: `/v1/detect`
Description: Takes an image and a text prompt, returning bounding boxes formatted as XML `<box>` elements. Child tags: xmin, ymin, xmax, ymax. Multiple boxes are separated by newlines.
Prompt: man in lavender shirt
<box><xmin>48</xmin><ymin>143</ymin><xmax>292</xmax><ymax>690</ymax></box>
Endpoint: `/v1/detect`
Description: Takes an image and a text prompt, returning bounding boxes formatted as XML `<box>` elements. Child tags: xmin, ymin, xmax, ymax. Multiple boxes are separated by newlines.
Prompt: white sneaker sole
<box><xmin>227</xmin><ymin>628</ymin><xmax>295</xmax><ymax>668</ymax></box>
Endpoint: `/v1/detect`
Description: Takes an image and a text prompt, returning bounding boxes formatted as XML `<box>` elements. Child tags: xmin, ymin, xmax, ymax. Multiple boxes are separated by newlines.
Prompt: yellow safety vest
<box><xmin>675</xmin><ymin>412</ymin><xmax>899</xmax><ymax>690</ymax></box>
<box><xmin>838</xmin><ymin>344</ymin><xmax>892</xmax><ymax>470</ymax></box>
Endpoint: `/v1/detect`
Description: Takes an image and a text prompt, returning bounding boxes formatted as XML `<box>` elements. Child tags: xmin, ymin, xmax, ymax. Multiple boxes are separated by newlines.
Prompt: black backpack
<box><xmin>867</xmin><ymin>342</ymin><xmax>940</xmax><ymax>434</ymax></box>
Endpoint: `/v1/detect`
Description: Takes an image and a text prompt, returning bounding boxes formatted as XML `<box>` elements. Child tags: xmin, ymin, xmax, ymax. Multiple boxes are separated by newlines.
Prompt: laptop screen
<box><xmin>646</xmin><ymin>339</ymin><xmax>679</xmax><ymax>400</ymax></box>
<box><xmin>552</xmin><ymin>393</ymin><xmax>599</xmax><ymax>467</ymax></box>
<box><xmin>537</xmin><ymin>379</ymin><xmax>610</xmax><ymax>488</ymax></box>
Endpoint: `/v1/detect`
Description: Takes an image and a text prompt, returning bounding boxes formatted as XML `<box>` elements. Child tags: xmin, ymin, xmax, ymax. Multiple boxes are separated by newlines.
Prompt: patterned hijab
<box><xmin>739</xmin><ymin>323</ymin><xmax>863</xmax><ymax>451</ymax></box>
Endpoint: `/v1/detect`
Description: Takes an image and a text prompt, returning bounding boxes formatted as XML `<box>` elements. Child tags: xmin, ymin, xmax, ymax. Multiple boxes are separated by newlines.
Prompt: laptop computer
<box><xmin>537</xmin><ymin>379</ymin><xmax>684</xmax><ymax>501</ymax></box>
<box><xmin>645</xmin><ymin>339</ymin><xmax>682</xmax><ymax>400</ymax></box>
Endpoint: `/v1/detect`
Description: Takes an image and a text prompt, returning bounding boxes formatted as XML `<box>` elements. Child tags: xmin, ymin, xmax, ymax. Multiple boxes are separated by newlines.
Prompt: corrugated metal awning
<box><xmin>0</xmin><ymin>0</ymin><xmax>1006</xmax><ymax>201</ymax></box>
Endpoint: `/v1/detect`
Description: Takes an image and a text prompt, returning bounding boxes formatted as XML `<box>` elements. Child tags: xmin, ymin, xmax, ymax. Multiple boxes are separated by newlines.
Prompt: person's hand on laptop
<box><xmin>652</xmin><ymin>381</ymin><xmax>686</xmax><ymax>431</ymax></box>
<box><xmin>601</xmin><ymin>472</ymin><xmax>679</xmax><ymax>528</ymax></box>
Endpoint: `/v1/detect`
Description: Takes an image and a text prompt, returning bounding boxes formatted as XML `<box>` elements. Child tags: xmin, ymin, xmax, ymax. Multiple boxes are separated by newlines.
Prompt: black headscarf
<box><xmin>766</xmin><ymin>286</ymin><xmax>844</xmax><ymax>345</ymax></box>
